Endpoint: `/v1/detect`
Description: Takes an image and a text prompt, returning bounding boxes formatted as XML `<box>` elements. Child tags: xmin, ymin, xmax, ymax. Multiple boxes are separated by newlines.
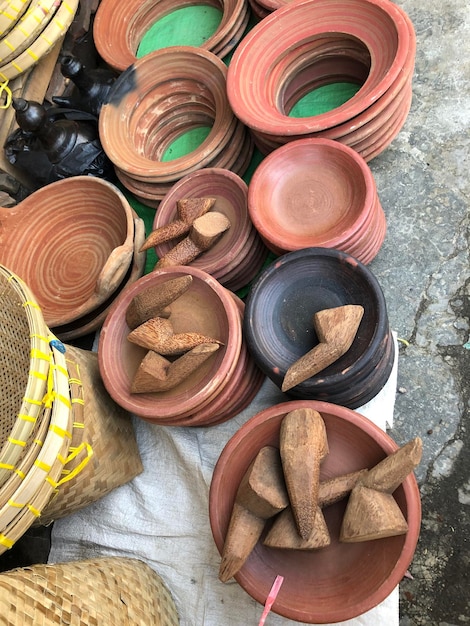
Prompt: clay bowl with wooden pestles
<box><xmin>209</xmin><ymin>400</ymin><xmax>422</xmax><ymax>623</ymax></box>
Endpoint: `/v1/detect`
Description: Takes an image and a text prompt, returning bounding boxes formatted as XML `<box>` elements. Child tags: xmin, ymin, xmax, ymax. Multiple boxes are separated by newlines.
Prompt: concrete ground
<box><xmin>368</xmin><ymin>0</ymin><xmax>470</xmax><ymax>623</ymax></box>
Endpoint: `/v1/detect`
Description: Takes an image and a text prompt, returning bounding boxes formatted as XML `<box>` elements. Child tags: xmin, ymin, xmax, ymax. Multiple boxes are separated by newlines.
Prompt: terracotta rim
<box><xmin>226</xmin><ymin>0</ymin><xmax>415</xmax><ymax>136</ymax></box>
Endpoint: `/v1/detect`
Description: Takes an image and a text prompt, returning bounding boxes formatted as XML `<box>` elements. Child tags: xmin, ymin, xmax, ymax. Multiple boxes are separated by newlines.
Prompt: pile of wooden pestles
<box><xmin>219</xmin><ymin>408</ymin><xmax>422</xmax><ymax>582</ymax></box>
<box><xmin>125</xmin><ymin>275</ymin><xmax>222</xmax><ymax>394</ymax></box>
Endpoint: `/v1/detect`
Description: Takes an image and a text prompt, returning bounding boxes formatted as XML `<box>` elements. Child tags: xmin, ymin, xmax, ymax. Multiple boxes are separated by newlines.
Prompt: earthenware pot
<box><xmin>0</xmin><ymin>176</ymin><xmax>136</xmax><ymax>328</ymax></box>
<box><xmin>209</xmin><ymin>400</ymin><xmax>421</xmax><ymax>623</ymax></box>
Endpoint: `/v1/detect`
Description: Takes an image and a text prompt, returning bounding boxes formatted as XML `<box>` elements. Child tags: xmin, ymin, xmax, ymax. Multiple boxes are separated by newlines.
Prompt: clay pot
<box><xmin>226</xmin><ymin>0</ymin><xmax>416</xmax><ymax>159</ymax></box>
<box><xmin>93</xmin><ymin>0</ymin><xmax>249</xmax><ymax>72</ymax></box>
<box><xmin>247</xmin><ymin>138</ymin><xmax>386</xmax><ymax>264</ymax></box>
<box><xmin>152</xmin><ymin>167</ymin><xmax>269</xmax><ymax>290</ymax></box>
<box><xmin>209</xmin><ymin>400</ymin><xmax>421</xmax><ymax>623</ymax></box>
<box><xmin>98</xmin><ymin>266</ymin><xmax>246</xmax><ymax>423</ymax></box>
<box><xmin>0</xmin><ymin>177</ymin><xmax>137</xmax><ymax>328</ymax></box>
<box><xmin>243</xmin><ymin>247</ymin><xmax>395</xmax><ymax>408</ymax></box>
<box><xmin>99</xmin><ymin>47</ymin><xmax>250</xmax><ymax>201</ymax></box>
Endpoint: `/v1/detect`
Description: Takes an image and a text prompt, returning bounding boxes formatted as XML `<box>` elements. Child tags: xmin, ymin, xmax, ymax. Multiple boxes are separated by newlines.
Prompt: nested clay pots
<box><xmin>151</xmin><ymin>168</ymin><xmax>270</xmax><ymax>291</ymax></box>
<box><xmin>98</xmin><ymin>266</ymin><xmax>264</xmax><ymax>426</ymax></box>
<box><xmin>226</xmin><ymin>0</ymin><xmax>416</xmax><ymax>159</ymax></box>
<box><xmin>99</xmin><ymin>47</ymin><xmax>253</xmax><ymax>206</ymax></box>
<box><xmin>93</xmin><ymin>0</ymin><xmax>250</xmax><ymax>72</ymax></box>
<box><xmin>247</xmin><ymin>138</ymin><xmax>386</xmax><ymax>264</ymax></box>
<box><xmin>243</xmin><ymin>247</ymin><xmax>395</xmax><ymax>409</ymax></box>
<box><xmin>0</xmin><ymin>176</ymin><xmax>143</xmax><ymax>331</ymax></box>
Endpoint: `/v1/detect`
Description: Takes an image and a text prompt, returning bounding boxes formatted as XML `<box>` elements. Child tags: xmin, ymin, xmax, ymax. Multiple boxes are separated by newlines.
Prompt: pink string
<box><xmin>258</xmin><ymin>575</ymin><xmax>284</xmax><ymax>626</ymax></box>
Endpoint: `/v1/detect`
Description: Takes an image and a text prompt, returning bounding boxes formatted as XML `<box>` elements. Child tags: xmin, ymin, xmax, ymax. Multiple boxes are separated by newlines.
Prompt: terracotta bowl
<box><xmin>52</xmin><ymin>216</ymin><xmax>147</xmax><ymax>341</ymax></box>
<box><xmin>247</xmin><ymin>138</ymin><xmax>383</xmax><ymax>262</ymax></box>
<box><xmin>98</xmin><ymin>266</ymin><xmax>243</xmax><ymax>421</ymax></box>
<box><xmin>209</xmin><ymin>400</ymin><xmax>421</xmax><ymax>623</ymax></box>
<box><xmin>99</xmin><ymin>47</ymin><xmax>238</xmax><ymax>186</ymax></box>
<box><xmin>0</xmin><ymin>177</ymin><xmax>136</xmax><ymax>328</ymax></box>
<box><xmin>243</xmin><ymin>247</ymin><xmax>394</xmax><ymax>408</ymax></box>
<box><xmin>93</xmin><ymin>0</ymin><xmax>249</xmax><ymax>72</ymax></box>
<box><xmin>153</xmin><ymin>167</ymin><xmax>268</xmax><ymax>287</ymax></box>
<box><xmin>226</xmin><ymin>0</ymin><xmax>413</xmax><ymax>136</ymax></box>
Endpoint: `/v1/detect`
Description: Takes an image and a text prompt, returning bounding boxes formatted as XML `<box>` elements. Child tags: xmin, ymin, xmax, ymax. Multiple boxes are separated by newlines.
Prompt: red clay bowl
<box><xmin>0</xmin><ymin>177</ymin><xmax>136</xmax><ymax>328</ymax></box>
<box><xmin>93</xmin><ymin>0</ymin><xmax>249</xmax><ymax>72</ymax></box>
<box><xmin>98</xmin><ymin>266</ymin><xmax>243</xmax><ymax>420</ymax></box>
<box><xmin>247</xmin><ymin>138</ymin><xmax>379</xmax><ymax>259</ymax></box>
<box><xmin>209</xmin><ymin>400</ymin><xmax>421</xmax><ymax>623</ymax></box>
<box><xmin>99</xmin><ymin>47</ymin><xmax>237</xmax><ymax>184</ymax></box>
<box><xmin>226</xmin><ymin>0</ymin><xmax>414</xmax><ymax>137</ymax></box>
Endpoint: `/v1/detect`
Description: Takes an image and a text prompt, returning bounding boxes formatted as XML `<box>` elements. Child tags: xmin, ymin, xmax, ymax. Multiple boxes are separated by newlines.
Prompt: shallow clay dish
<box><xmin>209</xmin><ymin>399</ymin><xmax>421</xmax><ymax>623</ymax></box>
<box><xmin>243</xmin><ymin>247</ymin><xmax>393</xmax><ymax>407</ymax></box>
<box><xmin>98</xmin><ymin>266</ymin><xmax>242</xmax><ymax>421</ymax></box>
<box><xmin>0</xmin><ymin>177</ymin><xmax>136</xmax><ymax>328</ymax></box>
<box><xmin>248</xmin><ymin>138</ymin><xmax>379</xmax><ymax>259</ymax></box>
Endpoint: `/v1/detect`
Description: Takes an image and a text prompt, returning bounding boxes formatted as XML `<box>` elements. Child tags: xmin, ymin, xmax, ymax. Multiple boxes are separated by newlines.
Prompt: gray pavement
<box><xmin>367</xmin><ymin>0</ymin><xmax>469</xmax><ymax>623</ymax></box>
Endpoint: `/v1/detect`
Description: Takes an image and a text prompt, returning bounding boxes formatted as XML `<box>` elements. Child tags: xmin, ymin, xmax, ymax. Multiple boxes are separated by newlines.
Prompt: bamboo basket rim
<box><xmin>0</xmin><ymin>0</ymin><xmax>78</xmax><ymax>81</ymax></box>
<box><xmin>0</xmin><ymin>340</ymin><xmax>72</xmax><ymax>548</ymax></box>
<box><xmin>0</xmin><ymin>0</ymin><xmax>61</xmax><ymax>66</ymax></box>
<box><xmin>0</xmin><ymin>0</ymin><xmax>31</xmax><ymax>37</ymax></box>
<box><xmin>0</xmin><ymin>352</ymin><xmax>83</xmax><ymax>554</ymax></box>
<box><xmin>0</xmin><ymin>265</ymin><xmax>52</xmax><ymax>485</ymax></box>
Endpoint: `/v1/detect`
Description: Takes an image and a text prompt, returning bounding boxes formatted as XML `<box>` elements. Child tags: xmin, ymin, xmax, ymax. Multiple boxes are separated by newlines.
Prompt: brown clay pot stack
<box><xmin>98</xmin><ymin>46</ymin><xmax>253</xmax><ymax>207</ymax></box>
<box><xmin>148</xmin><ymin>168</ymin><xmax>270</xmax><ymax>291</ymax></box>
<box><xmin>0</xmin><ymin>176</ymin><xmax>146</xmax><ymax>341</ymax></box>
<box><xmin>226</xmin><ymin>0</ymin><xmax>416</xmax><ymax>161</ymax></box>
<box><xmin>247</xmin><ymin>137</ymin><xmax>386</xmax><ymax>264</ymax></box>
<box><xmin>98</xmin><ymin>266</ymin><xmax>265</xmax><ymax>426</ymax></box>
<box><xmin>93</xmin><ymin>0</ymin><xmax>250</xmax><ymax>73</ymax></box>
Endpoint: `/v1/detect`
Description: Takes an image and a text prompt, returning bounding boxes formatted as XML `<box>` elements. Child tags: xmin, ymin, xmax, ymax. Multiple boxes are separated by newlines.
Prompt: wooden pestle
<box><xmin>279</xmin><ymin>408</ymin><xmax>329</xmax><ymax>540</ymax></box>
<box><xmin>155</xmin><ymin>211</ymin><xmax>231</xmax><ymax>269</ymax></box>
<box><xmin>139</xmin><ymin>197</ymin><xmax>216</xmax><ymax>251</ymax></box>
<box><xmin>127</xmin><ymin>316</ymin><xmax>223</xmax><ymax>355</ymax></box>
<box><xmin>282</xmin><ymin>304</ymin><xmax>364</xmax><ymax>392</ymax></box>
<box><xmin>131</xmin><ymin>343</ymin><xmax>220</xmax><ymax>393</ymax></box>
<box><xmin>263</xmin><ymin>469</ymin><xmax>366</xmax><ymax>550</ymax></box>
<box><xmin>125</xmin><ymin>275</ymin><xmax>193</xmax><ymax>330</ymax></box>
<box><xmin>219</xmin><ymin>446</ymin><xmax>289</xmax><ymax>583</ymax></box>
<box><xmin>340</xmin><ymin>438</ymin><xmax>423</xmax><ymax>542</ymax></box>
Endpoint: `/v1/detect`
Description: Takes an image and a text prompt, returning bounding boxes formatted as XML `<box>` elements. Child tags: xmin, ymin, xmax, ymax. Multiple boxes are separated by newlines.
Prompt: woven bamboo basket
<box><xmin>0</xmin><ymin>265</ymin><xmax>52</xmax><ymax>488</ymax></box>
<box><xmin>0</xmin><ymin>265</ymin><xmax>76</xmax><ymax>554</ymax></box>
<box><xmin>0</xmin><ymin>557</ymin><xmax>180</xmax><ymax>625</ymax></box>
<box><xmin>0</xmin><ymin>0</ymin><xmax>31</xmax><ymax>37</ymax></box>
<box><xmin>36</xmin><ymin>344</ymin><xmax>144</xmax><ymax>526</ymax></box>
<box><xmin>0</xmin><ymin>0</ymin><xmax>78</xmax><ymax>81</ymax></box>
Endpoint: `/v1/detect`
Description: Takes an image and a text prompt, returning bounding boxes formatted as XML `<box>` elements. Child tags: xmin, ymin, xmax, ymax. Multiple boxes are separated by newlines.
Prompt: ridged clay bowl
<box><xmin>243</xmin><ymin>247</ymin><xmax>395</xmax><ymax>408</ymax></box>
<box><xmin>99</xmin><ymin>47</ymin><xmax>240</xmax><ymax>188</ymax></box>
<box><xmin>93</xmin><ymin>0</ymin><xmax>249</xmax><ymax>72</ymax></box>
<box><xmin>209</xmin><ymin>400</ymin><xmax>421</xmax><ymax>623</ymax></box>
<box><xmin>226</xmin><ymin>0</ymin><xmax>416</xmax><ymax>159</ymax></box>
<box><xmin>247</xmin><ymin>137</ymin><xmax>386</xmax><ymax>263</ymax></box>
<box><xmin>153</xmin><ymin>167</ymin><xmax>269</xmax><ymax>289</ymax></box>
<box><xmin>98</xmin><ymin>266</ymin><xmax>243</xmax><ymax>421</ymax></box>
<box><xmin>0</xmin><ymin>176</ymin><xmax>136</xmax><ymax>328</ymax></box>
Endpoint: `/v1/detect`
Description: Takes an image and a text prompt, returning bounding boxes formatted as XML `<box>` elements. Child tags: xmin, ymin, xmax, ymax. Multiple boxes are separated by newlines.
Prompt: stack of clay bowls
<box><xmin>0</xmin><ymin>0</ymin><xmax>79</xmax><ymax>80</ymax></box>
<box><xmin>98</xmin><ymin>46</ymin><xmax>253</xmax><ymax>207</ymax></box>
<box><xmin>150</xmin><ymin>168</ymin><xmax>270</xmax><ymax>291</ymax></box>
<box><xmin>0</xmin><ymin>176</ymin><xmax>146</xmax><ymax>340</ymax></box>
<box><xmin>243</xmin><ymin>247</ymin><xmax>395</xmax><ymax>409</ymax></box>
<box><xmin>93</xmin><ymin>0</ymin><xmax>250</xmax><ymax>72</ymax></box>
<box><xmin>248</xmin><ymin>138</ymin><xmax>386</xmax><ymax>264</ymax></box>
<box><xmin>226</xmin><ymin>0</ymin><xmax>416</xmax><ymax>160</ymax></box>
<box><xmin>98</xmin><ymin>266</ymin><xmax>265</xmax><ymax>427</ymax></box>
